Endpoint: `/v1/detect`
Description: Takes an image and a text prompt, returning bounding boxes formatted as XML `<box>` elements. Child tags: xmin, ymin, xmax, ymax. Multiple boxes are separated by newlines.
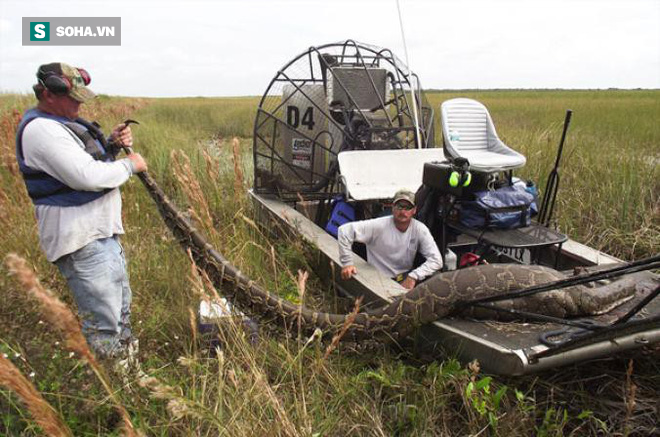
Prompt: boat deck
<box><xmin>250</xmin><ymin>190</ymin><xmax>660</xmax><ymax>375</ymax></box>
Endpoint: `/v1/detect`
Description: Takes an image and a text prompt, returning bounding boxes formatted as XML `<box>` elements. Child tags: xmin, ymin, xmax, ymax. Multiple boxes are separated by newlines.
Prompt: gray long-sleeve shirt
<box><xmin>337</xmin><ymin>216</ymin><xmax>443</xmax><ymax>281</ymax></box>
<box><xmin>21</xmin><ymin>117</ymin><xmax>135</xmax><ymax>262</ymax></box>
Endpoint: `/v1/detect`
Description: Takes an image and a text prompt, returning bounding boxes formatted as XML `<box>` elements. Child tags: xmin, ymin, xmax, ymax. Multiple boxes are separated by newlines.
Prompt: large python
<box><xmin>138</xmin><ymin>171</ymin><xmax>642</xmax><ymax>343</ymax></box>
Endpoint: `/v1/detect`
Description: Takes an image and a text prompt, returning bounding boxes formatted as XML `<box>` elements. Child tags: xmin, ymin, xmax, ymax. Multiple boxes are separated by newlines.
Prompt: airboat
<box><xmin>246</xmin><ymin>40</ymin><xmax>659</xmax><ymax>375</ymax></box>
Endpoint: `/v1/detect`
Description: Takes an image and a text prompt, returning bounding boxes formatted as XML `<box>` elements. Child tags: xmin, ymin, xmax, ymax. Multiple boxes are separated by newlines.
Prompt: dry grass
<box><xmin>4</xmin><ymin>253</ymin><xmax>138</xmax><ymax>436</ymax></box>
<box><xmin>231</xmin><ymin>137</ymin><xmax>245</xmax><ymax>197</ymax></box>
<box><xmin>623</xmin><ymin>359</ymin><xmax>637</xmax><ymax>437</ymax></box>
<box><xmin>4</xmin><ymin>254</ymin><xmax>93</xmax><ymax>364</ymax></box>
<box><xmin>323</xmin><ymin>296</ymin><xmax>363</xmax><ymax>360</ymax></box>
<box><xmin>0</xmin><ymin>109</ymin><xmax>22</xmax><ymax>176</ymax></box>
<box><xmin>0</xmin><ymin>353</ymin><xmax>72</xmax><ymax>437</ymax></box>
<box><xmin>171</xmin><ymin>149</ymin><xmax>214</xmax><ymax>231</ymax></box>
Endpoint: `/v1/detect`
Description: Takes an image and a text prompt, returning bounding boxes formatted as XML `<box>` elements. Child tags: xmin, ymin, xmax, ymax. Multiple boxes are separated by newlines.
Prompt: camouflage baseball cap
<box><xmin>37</xmin><ymin>62</ymin><xmax>96</xmax><ymax>103</ymax></box>
<box><xmin>393</xmin><ymin>189</ymin><xmax>416</xmax><ymax>206</ymax></box>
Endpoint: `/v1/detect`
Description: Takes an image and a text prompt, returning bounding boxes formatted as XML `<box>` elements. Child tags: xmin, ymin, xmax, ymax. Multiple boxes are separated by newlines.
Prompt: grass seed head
<box><xmin>4</xmin><ymin>253</ymin><xmax>94</xmax><ymax>363</ymax></box>
<box><xmin>0</xmin><ymin>353</ymin><xmax>73</xmax><ymax>437</ymax></box>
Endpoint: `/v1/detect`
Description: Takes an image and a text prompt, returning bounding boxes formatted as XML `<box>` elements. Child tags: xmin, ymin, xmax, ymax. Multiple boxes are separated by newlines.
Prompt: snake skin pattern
<box><xmin>138</xmin><ymin>172</ymin><xmax>637</xmax><ymax>343</ymax></box>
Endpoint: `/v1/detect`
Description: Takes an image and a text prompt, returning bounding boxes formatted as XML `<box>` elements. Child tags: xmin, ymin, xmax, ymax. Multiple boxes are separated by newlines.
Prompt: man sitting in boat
<box><xmin>337</xmin><ymin>189</ymin><xmax>443</xmax><ymax>290</ymax></box>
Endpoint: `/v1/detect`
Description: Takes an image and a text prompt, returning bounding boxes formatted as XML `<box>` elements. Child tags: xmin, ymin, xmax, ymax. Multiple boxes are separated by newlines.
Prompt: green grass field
<box><xmin>0</xmin><ymin>90</ymin><xmax>658</xmax><ymax>436</ymax></box>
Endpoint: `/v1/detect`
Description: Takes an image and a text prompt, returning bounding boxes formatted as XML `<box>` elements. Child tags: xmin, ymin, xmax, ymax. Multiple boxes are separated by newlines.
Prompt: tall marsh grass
<box><xmin>0</xmin><ymin>91</ymin><xmax>657</xmax><ymax>435</ymax></box>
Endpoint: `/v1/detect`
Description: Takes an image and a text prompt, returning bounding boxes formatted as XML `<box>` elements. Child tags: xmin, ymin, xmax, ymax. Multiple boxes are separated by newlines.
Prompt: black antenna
<box><xmin>539</xmin><ymin>109</ymin><xmax>572</xmax><ymax>227</ymax></box>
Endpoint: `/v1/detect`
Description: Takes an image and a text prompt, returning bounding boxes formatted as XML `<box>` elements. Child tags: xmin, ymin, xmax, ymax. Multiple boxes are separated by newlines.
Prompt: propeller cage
<box><xmin>253</xmin><ymin>40</ymin><xmax>436</xmax><ymax>200</ymax></box>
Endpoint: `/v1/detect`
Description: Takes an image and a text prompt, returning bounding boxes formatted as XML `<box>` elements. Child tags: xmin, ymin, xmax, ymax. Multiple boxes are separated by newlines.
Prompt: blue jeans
<box><xmin>55</xmin><ymin>236</ymin><xmax>132</xmax><ymax>358</ymax></box>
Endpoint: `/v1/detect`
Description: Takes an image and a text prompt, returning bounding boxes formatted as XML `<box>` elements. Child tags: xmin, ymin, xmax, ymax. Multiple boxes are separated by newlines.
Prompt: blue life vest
<box><xmin>15</xmin><ymin>108</ymin><xmax>116</xmax><ymax>206</ymax></box>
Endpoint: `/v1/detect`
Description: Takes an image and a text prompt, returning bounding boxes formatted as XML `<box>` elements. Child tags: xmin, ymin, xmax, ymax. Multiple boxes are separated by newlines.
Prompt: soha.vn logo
<box><xmin>30</xmin><ymin>21</ymin><xmax>116</xmax><ymax>40</ymax></box>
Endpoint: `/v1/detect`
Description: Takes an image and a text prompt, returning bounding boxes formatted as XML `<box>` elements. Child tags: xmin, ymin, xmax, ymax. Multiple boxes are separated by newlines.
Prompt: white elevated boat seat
<box><xmin>441</xmin><ymin>98</ymin><xmax>526</xmax><ymax>173</ymax></box>
<box><xmin>338</xmin><ymin>148</ymin><xmax>446</xmax><ymax>201</ymax></box>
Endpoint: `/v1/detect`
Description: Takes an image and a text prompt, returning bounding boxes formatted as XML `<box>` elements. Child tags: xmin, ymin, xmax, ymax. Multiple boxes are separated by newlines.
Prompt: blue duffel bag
<box><xmin>325</xmin><ymin>196</ymin><xmax>355</xmax><ymax>238</ymax></box>
<box><xmin>459</xmin><ymin>184</ymin><xmax>536</xmax><ymax>229</ymax></box>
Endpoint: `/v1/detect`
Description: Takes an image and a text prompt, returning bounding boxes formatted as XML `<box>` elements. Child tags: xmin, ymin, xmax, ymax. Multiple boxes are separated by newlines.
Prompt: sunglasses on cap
<box><xmin>393</xmin><ymin>202</ymin><xmax>414</xmax><ymax>211</ymax></box>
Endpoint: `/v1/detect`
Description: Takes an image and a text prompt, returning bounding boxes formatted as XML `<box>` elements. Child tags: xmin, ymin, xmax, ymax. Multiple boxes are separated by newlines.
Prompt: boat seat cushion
<box><xmin>338</xmin><ymin>148</ymin><xmax>446</xmax><ymax>201</ymax></box>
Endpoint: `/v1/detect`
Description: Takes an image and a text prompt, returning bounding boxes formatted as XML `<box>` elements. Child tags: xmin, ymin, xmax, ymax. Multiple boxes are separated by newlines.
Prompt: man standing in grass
<box><xmin>15</xmin><ymin>63</ymin><xmax>147</xmax><ymax>361</ymax></box>
<box><xmin>338</xmin><ymin>189</ymin><xmax>443</xmax><ymax>290</ymax></box>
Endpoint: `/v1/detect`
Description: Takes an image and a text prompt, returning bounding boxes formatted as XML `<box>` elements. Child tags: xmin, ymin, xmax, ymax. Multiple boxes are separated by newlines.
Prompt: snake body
<box><xmin>139</xmin><ymin>172</ymin><xmax>640</xmax><ymax>343</ymax></box>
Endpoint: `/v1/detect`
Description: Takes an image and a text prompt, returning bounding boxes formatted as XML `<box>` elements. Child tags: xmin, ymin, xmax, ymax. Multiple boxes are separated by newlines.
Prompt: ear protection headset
<box><xmin>37</xmin><ymin>66</ymin><xmax>91</xmax><ymax>95</ymax></box>
<box><xmin>448</xmin><ymin>157</ymin><xmax>472</xmax><ymax>188</ymax></box>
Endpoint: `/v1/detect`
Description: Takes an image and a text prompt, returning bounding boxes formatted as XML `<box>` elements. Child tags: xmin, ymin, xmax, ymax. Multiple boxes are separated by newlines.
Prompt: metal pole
<box><xmin>396</xmin><ymin>0</ymin><xmax>422</xmax><ymax>149</ymax></box>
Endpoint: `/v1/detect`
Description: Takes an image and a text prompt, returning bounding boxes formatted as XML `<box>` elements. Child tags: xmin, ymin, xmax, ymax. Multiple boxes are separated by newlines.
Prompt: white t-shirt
<box><xmin>338</xmin><ymin>216</ymin><xmax>443</xmax><ymax>280</ymax></box>
<box><xmin>21</xmin><ymin>117</ymin><xmax>135</xmax><ymax>262</ymax></box>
